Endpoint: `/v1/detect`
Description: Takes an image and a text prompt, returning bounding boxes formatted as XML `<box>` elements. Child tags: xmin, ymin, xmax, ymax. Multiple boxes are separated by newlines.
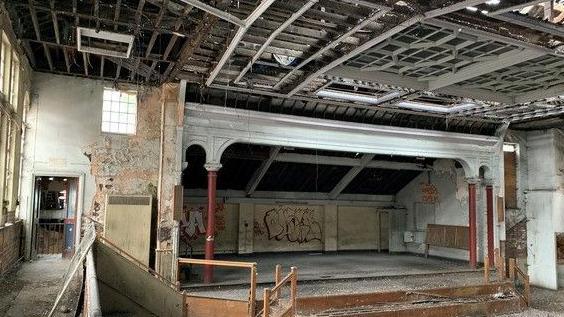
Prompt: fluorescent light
<box><xmin>466</xmin><ymin>6</ymin><xmax>479</xmax><ymax>11</ymax></box>
<box><xmin>316</xmin><ymin>89</ymin><xmax>401</xmax><ymax>105</ymax></box>
<box><xmin>397</xmin><ymin>101</ymin><xmax>477</xmax><ymax>113</ymax></box>
<box><xmin>485</xmin><ymin>0</ymin><xmax>500</xmax><ymax>5</ymax></box>
<box><xmin>481</xmin><ymin>10</ymin><xmax>489</xmax><ymax>14</ymax></box>
<box><xmin>48</xmin><ymin>177</ymin><xmax>54</xmax><ymax>181</ymax></box>
<box><xmin>316</xmin><ymin>89</ymin><xmax>478</xmax><ymax>114</ymax></box>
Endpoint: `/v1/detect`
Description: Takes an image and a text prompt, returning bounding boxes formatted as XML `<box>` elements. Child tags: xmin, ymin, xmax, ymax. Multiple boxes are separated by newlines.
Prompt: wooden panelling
<box><xmin>185</xmin><ymin>296</ymin><xmax>248</xmax><ymax>317</ymax></box>
<box><xmin>504</xmin><ymin>151</ymin><xmax>517</xmax><ymax>209</ymax></box>
<box><xmin>425</xmin><ymin>224</ymin><xmax>469</xmax><ymax>250</ymax></box>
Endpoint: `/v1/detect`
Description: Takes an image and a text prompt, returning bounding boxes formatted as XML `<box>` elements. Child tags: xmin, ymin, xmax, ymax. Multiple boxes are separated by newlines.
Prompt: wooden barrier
<box><xmin>508</xmin><ymin>258</ymin><xmax>530</xmax><ymax>306</ymax></box>
<box><xmin>424</xmin><ymin>224</ymin><xmax>469</xmax><ymax>257</ymax></box>
<box><xmin>177</xmin><ymin>258</ymin><xmax>257</xmax><ymax>317</ymax></box>
<box><xmin>260</xmin><ymin>266</ymin><xmax>297</xmax><ymax>317</ymax></box>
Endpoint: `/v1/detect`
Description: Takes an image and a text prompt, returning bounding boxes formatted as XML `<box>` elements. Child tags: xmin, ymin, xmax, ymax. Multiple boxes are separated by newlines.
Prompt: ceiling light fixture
<box><xmin>466</xmin><ymin>6</ymin><xmax>479</xmax><ymax>11</ymax></box>
<box><xmin>316</xmin><ymin>89</ymin><xmax>401</xmax><ymax>106</ymax></box>
<box><xmin>316</xmin><ymin>89</ymin><xmax>478</xmax><ymax>114</ymax></box>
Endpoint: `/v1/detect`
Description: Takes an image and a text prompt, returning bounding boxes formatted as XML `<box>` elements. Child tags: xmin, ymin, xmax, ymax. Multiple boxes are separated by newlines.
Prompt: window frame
<box><xmin>101</xmin><ymin>88</ymin><xmax>138</xmax><ymax>135</ymax></box>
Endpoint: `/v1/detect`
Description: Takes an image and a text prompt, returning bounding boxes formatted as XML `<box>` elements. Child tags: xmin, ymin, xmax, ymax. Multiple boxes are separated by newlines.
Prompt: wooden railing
<box><xmin>177</xmin><ymin>258</ymin><xmax>257</xmax><ymax>317</ymax></box>
<box><xmin>260</xmin><ymin>266</ymin><xmax>298</xmax><ymax>317</ymax></box>
<box><xmin>509</xmin><ymin>258</ymin><xmax>530</xmax><ymax>306</ymax></box>
<box><xmin>37</xmin><ymin>222</ymin><xmax>65</xmax><ymax>254</ymax></box>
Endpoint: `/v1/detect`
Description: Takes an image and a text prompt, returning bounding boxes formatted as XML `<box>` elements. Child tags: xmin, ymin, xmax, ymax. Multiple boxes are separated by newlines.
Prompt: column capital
<box><xmin>465</xmin><ymin>177</ymin><xmax>480</xmax><ymax>185</ymax></box>
<box><xmin>482</xmin><ymin>178</ymin><xmax>495</xmax><ymax>187</ymax></box>
<box><xmin>204</xmin><ymin>162</ymin><xmax>222</xmax><ymax>172</ymax></box>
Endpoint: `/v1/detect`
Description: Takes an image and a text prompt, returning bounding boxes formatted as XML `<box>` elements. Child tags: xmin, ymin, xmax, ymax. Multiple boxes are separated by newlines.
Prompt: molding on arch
<box><xmin>183</xmin><ymin>103</ymin><xmax>499</xmax><ymax>178</ymax></box>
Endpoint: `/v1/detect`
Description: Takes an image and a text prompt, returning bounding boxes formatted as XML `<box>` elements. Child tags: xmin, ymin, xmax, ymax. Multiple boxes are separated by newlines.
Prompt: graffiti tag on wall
<box><xmin>420</xmin><ymin>183</ymin><xmax>439</xmax><ymax>203</ymax></box>
<box><xmin>179</xmin><ymin>204</ymin><xmax>225</xmax><ymax>244</ymax></box>
<box><xmin>256</xmin><ymin>206</ymin><xmax>322</xmax><ymax>244</ymax></box>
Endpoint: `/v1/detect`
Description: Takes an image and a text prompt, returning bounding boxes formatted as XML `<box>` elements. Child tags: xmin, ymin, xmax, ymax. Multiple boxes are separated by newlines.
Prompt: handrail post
<box><xmin>176</xmin><ymin>259</ymin><xmax>181</xmax><ymax>291</ymax></box>
<box><xmin>263</xmin><ymin>288</ymin><xmax>271</xmax><ymax>317</ymax></box>
<box><xmin>250</xmin><ymin>264</ymin><xmax>257</xmax><ymax>317</ymax></box>
<box><xmin>274</xmin><ymin>264</ymin><xmax>282</xmax><ymax>302</ymax></box>
<box><xmin>509</xmin><ymin>258</ymin><xmax>516</xmax><ymax>280</ymax></box>
<box><xmin>524</xmin><ymin>274</ymin><xmax>530</xmax><ymax>306</ymax></box>
<box><xmin>290</xmin><ymin>267</ymin><xmax>297</xmax><ymax>316</ymax></box>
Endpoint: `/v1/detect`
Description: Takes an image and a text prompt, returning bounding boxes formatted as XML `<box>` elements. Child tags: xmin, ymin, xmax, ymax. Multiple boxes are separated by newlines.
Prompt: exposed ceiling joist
<box><xmin>205</xmin><ymin>0</ymin><xmax>276</xmax><ymax>86</ymax></box>
<box><xmin>179</xmin><ymin>0</ymin><xmax>245</xmax><ymax>27</ymax></box>
<box><xmin>284</xmin><ymin>0</ymin><xmax>493</xmax><ymax>96</ymax></box>
<box><xmin>234</xmin><ymin>0</ymin><xmax>318</xmax><ymax>84</ymax></box>
<box><xmin>327</xmin><ymin>66</ymin><xmax>515</xmax><ymax>104</ymax></box>
<box><xmin>427</xmin><ymin>49</ymin><xmax>545</xmax><ymax>90</ymax></box>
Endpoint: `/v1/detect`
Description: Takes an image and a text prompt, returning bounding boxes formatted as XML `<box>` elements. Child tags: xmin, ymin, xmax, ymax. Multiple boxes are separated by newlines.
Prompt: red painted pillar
<box><xmin>204</xmin><ymin>169</ymin><xmax>218</xmax><ymax>283</ymax></box>
<box><xmin>486</xmin><ymin>184</ymin><xmax>494</xmax><ymax>268</ymax></box>
<box><xmin>468</xmin><ymin>182</ymin><xmax>477</xmax><ymax>269</ymax></box>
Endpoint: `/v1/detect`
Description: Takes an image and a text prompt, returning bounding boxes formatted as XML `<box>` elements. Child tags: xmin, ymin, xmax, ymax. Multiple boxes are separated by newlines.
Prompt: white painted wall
<box><xmin>21</xmin><ymin>73</ymin><xmax>101</xmax><ymax>257</ymax></box>
<box><xmin>525</xmin><ymin>129</ymin><xmax>564</xmax><ymax>290</ymax></box>
<box><xmin>396</xmin><ymin>159</ymin><xmax>488</xmax><ymax>261</ymax></box>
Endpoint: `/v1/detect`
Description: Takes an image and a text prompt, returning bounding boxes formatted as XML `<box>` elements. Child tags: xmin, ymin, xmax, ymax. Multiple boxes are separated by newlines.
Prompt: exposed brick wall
<box><xmin>506</xmin><ymin>218</ymin><xmax>527</xmax><ymax>259</ymax></box>
<box><xmin>0</xmin><ymin>220</ymin><xmax>23</xmax><ymax>276</ymax></box>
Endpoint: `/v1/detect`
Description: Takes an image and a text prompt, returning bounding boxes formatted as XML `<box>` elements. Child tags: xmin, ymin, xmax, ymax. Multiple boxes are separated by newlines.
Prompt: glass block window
<box><xmin>102</xmin><ymin>88</ymin><xmax>137</xmax><ymax>134</ymax></box>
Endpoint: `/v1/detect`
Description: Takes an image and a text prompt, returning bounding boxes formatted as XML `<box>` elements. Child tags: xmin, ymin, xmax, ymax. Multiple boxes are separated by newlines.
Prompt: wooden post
<box><xmin>290</xmin><ymin>267</ymin><xmax>298</xmax><ymax>316</ymax></box>
<box><xmin>274</xmin><ymin>264</ymin><xmax>282</xmax><ymax>301</ymax></box>
<box><xmin>263</xmin><ymin>288</ymin><xmax>271</xmax><ymax>317</ymax></box>
<box><xmin>524</xmin><ymin>274</ymin><xmax>531</xmax><ymax>306</ymax></box>
<box><xmin>176</xmin><ymin>259</ymin><xmax>181</xmax><ymax>291</ymax></box>
<box><xmin>509</xmin><ymin>258</ymin><xmax>516</xmax><ymax>280</ymax></box>
<box><xmin>484</xmin><ymin>256</ymin><xmax>490</xmax><ymax>284</ymax></box>
<box><xmin>250</xmin><ymin>264</ymin><xmax>257</xmax><ymax>317</ymax></box>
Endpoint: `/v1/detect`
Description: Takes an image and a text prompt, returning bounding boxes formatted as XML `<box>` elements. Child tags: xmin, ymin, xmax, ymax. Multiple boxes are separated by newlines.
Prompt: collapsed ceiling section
<box><xmin>6</xmin><ymin>0</ymin><xmax>564</xmax><ymax>131</ymax></box>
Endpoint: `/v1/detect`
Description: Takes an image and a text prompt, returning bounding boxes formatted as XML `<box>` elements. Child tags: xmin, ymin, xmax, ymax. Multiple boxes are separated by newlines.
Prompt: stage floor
<box><xmin>180</xmin><ymin>251</ymin><xmax>475</xmax><ymax>288</ymax></box>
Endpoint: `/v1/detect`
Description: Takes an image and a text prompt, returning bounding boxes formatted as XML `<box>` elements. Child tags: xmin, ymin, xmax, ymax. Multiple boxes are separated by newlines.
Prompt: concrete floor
<box><xmin>0</xmin><ymin>254</ymin><xmax>77</xmax><ymax>317</ymax></box>
<box><xmin>182</xmin><ymin>251</ymin><xmax>474</xmax><ymax>287</ymax></box>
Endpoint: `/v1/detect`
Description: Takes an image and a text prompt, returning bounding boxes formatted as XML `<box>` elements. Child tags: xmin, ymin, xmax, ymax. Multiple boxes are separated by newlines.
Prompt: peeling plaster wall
<box><xmin>22</xmin><ymin>74</ymin><xmax>182</xmax><ymax>273</ymax></box>
<box><xmin>396</xmin><ymin>159</ymin><xmax>488</xmax><ymax>261</ymax></box>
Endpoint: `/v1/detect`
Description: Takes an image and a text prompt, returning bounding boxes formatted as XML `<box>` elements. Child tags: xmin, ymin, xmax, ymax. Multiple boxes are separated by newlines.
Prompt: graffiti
<box><xmin>180</xmin><ymin>206</ymin><xmax>206</xmax><ymax>240</ymax></box>
<box><xmin>179</xmin><ymin>204</ymin><xmax>225</xmax><ymax>242</ymax></box>
<box><xmin>420</xmin><ymin>183</ymin><xmax>439</xmax><ymax>203</ymax></box>
<box><xmin>261</xmin><ymin>206</ymin><xmax>322</xmax><ymax>244</ymax></box>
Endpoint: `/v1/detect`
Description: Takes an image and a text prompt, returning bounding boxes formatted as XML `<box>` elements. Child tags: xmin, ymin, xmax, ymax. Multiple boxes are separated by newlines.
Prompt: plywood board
<box><xmin>425</xmin><ymin>224</ymin><xmax>469</xmax><ymax>250</ymax></box>
<box><xmin>104</xmin><ymin>195</ymin><xmax>152</xmax><ymax>266</ymax></box>
<box><xmin>338</xmin><ymin>206</ymin><xmax>380</xmax><ymax>251</ymax></box>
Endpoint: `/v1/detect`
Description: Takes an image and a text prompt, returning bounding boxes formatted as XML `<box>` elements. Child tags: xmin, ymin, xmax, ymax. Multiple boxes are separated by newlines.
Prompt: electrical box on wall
<box><xmin>403</xmin><ymin>231</ymin><xmax>415</xmax><ymax>243</ymax></box>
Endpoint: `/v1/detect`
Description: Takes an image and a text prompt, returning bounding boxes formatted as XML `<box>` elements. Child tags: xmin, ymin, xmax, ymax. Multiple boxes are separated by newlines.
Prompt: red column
<box><xmin>486</xmin><ymin>184</ymin><xmax>494</xmax><ymax>268</ymax></box>
<box><xmin>468</xmin><ymin>182</ymin><xmax>477</xmax><ymax>269</ymax></box>
<box><xmin>204</xmin><ymin>169</ymin><xmax>218</xmax><ymax>283</ymax></box>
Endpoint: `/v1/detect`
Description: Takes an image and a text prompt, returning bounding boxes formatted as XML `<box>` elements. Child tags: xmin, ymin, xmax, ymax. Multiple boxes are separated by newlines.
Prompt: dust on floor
<box><xmin>0</xmin><ymin>254</ymin><xmax>77</xmax><ymax>317</ymax></box>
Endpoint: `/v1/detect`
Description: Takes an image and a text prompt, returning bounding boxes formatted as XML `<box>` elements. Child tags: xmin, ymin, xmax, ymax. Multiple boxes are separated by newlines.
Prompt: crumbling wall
<box><xmin>22</xmin><ymin>74</ymin><xmax>183</xmax><ymax>275</ymax></box>
<box><xmin>84</xmin><ymin>87</ymin><xmax>162</xmax><ymax>225</ymax></box>
<box><xmin>396</xmin><ymin>159</ymin><xmax>487</xmax><ymax>261</ymax></box>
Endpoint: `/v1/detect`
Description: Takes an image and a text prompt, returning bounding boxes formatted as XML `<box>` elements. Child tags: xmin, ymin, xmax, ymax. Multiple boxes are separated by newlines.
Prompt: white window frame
<box><xmin>101</xmin><ymin>88</ymin><xmax>138</xmax><ymax>135</ymax></box>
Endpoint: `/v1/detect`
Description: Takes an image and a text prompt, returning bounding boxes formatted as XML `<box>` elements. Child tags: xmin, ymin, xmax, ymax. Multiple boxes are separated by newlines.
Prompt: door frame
<box><xmin>26</xmin><ymin>171</ymin><xmax>85</xmax><ymax>259</ymax></box>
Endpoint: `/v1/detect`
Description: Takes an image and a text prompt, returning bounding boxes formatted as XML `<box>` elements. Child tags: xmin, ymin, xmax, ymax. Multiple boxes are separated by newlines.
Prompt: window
<box><xmin>102</xmin><ymin>88</ymin><xmax>137</xmax><ymax>134</ymax></box>
<box><xmin>9</xmin><ymin>53</ymin><xmax>19</xmax><ymax>108</ymax></box>
<box><xmin>0</xmin><ymin>32</ymin><xmax>11</xmax><ymax>95</ymax></box>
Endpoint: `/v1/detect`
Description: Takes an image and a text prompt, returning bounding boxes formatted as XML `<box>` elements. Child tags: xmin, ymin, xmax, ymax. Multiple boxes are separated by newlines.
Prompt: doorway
<box><xmin>32</xmin><ymin>176</ymin><xmax>79</xmax><ymax>257</ymax></box>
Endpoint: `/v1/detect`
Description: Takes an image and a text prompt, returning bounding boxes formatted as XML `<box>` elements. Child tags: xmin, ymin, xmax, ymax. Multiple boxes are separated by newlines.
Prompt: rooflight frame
<box><xmin>77</xmin><ymin>27</ymin><xmax>134</xmax><ymax>58</ymax></box>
